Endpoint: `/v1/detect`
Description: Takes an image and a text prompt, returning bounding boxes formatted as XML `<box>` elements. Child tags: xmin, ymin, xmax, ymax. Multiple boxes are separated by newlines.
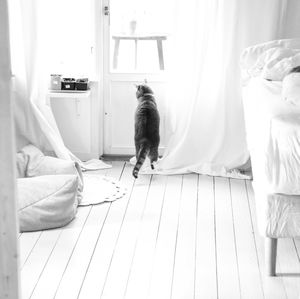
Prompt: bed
<box><xmin>241</xmin><ymin>38</ymin><xmax>300</xmax><ymax>275</ymax></box>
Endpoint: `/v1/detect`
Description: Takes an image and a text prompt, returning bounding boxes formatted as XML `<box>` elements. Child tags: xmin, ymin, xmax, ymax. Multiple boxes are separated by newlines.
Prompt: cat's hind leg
<box><xmin>149</xmin><ymin>147</ymin><xmax>159</xmax><ymax>170</ymax></box>
<box><xmin>133</xmin><ymin>145</ymin><xmax>149</xmax><ymax>178</ymax></box>
<box><xmin>135</xmin><ymin>143</ymin><xmax>140</xmax><ymax>160</ymax></box>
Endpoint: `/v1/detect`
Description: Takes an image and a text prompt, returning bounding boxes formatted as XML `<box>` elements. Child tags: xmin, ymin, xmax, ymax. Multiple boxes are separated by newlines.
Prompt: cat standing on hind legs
<box><xmin>133</xmin><ymin>83</ymin><xmax>160</xmax><ymax>178</ymax></box>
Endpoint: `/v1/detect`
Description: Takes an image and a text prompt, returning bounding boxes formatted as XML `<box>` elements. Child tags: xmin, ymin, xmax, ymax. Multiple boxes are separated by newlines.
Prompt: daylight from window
<box><xmin>110</xmin><ymin>0</ymin><xmax>172</xmax><ymax>72</ymax></box>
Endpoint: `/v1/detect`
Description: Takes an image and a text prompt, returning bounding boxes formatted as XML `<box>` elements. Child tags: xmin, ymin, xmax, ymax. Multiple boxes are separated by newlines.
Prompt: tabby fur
<box><xmin>133</xmin><ymin>84</ymin><xmax>160</xmax><ymax>178</ymax></box>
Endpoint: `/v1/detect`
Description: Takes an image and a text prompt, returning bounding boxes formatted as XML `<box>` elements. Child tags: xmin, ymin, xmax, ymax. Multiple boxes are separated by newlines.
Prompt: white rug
<box><xmin>79</xmin><ymin>175</ymin><xmax>127</xmax><ymax>206</ymax></box>
<box><xmin>81</xmin><ymin>159</ymin><xmax>112</xmax><ymax>171</ymax></box>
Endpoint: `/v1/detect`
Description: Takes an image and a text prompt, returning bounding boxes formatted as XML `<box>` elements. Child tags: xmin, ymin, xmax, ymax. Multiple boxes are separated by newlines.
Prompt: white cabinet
<box><xmin>49</xmin><ymin>91</ymin><xmax>98</xmax><ymax>160</ymax></box>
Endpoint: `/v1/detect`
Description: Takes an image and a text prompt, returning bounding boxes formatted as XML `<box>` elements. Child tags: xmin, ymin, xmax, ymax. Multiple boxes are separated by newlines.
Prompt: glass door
<box><xmin>109</xmin><ymin>0</ymin><xmax>171</xmax><ymax>72</ymax></box>
<box><xmin>103</xmin><ymin>0</ymin><xmax>171</xmax><ymax>155</ymax></box>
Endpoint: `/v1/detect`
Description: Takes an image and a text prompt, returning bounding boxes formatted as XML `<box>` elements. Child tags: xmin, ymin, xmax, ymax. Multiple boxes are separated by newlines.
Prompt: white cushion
<box><xmin>18</xmin><ymin>175</ymin><xmax>79</xmax><ymax>232</ymax></box>
<box><xmin>16</xmin><ymin>144</ymin><xmax>83</xmax><ymax>203</ymax></box>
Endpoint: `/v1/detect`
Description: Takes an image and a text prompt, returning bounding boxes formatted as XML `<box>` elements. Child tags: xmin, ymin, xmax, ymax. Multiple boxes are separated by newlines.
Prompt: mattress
<box><xmin>241</xmin><ymin>38</ymin><xmax>300</xmax><ymax>237</ymax></box>
<box><xmin>243</xmin><ymin>79</ymin><xmax>300</xmax><ymax>237</ymax></box>
<box><xmin>243</xmin><ymin>78</ymin><xmax>300</xmax><ymax>193</ymax></box>
<box><xmin>243</xmin><ymin>78</ymin><xmax>300</xmax><ymax>237</ymax></box>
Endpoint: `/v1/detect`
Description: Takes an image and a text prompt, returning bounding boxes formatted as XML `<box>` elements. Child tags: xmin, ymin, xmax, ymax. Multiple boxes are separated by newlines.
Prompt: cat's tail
<box><xmin>133</xmin><ymin>145</ymin><xmax>149</xmax><ymax>178</ymax></box>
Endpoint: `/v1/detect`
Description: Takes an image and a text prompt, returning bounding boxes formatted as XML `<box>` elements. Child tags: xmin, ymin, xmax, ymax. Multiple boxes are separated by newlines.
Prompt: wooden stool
<box><xmin>112</xmin><ymin>34</ymin><xmax>167</xmax><ymax>70</ymax></box>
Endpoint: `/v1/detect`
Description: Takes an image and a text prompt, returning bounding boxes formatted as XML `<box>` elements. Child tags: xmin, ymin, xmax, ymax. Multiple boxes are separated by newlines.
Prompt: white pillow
<box><xmin>254</xmin><ymin>47</ymin><xmax>294</xmax><ymax>76</ymax></box>
<box><xmin>241</xmin><ymin>38</ymin><xmax>300</xmax><ymax>73</ymax></box>
<box><xmin>18</xmin><ymin>175</ymin><xmax>79</xmax><ymax>232</ymax></box>
<box><xmin>262</xmin><ymin>51</ymin><xmax>300</xmax><ymax>81</ymax></box>
<box><xmin>282</xmin><ymin>72</ymin><xmax>300</xmax><ymax>106</ymax></box>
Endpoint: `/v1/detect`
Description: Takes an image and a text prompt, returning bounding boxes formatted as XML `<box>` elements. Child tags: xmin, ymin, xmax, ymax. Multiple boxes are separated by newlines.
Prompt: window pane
<box><xmin>110</xmin><ymin>0</ymin><xmax>171</xmax><ymax>72</ymax></box>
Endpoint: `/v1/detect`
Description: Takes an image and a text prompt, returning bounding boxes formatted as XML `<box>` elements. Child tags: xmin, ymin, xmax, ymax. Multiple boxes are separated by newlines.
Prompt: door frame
<box><xmin>101</xmin><ymin>0</ymin><xmax>168</xmax><ymax>155</ymax></box>
<box><xmin>0</xmin><ymin>1</ymin><xmax>20</xmax><ymax>297</ymax></box>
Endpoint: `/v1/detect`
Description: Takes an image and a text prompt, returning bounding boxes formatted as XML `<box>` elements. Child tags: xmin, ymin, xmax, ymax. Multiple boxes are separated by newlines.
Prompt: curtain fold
<box><xmin>9</xmin><ymin>0</ymin><xmax>109</xmax><ymax>170</ymax></box>
<box><xmin>157</xmin><ymin>0</ymin><xmax>298</xmax><ymax>177</ymax></box>
<box><xmin>9</xmin><ymin>0</ymin><xmax>73</xmax><ymax>159</ymax></box>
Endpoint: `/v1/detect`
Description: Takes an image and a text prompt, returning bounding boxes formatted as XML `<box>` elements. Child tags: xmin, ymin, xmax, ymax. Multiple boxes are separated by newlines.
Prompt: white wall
<box><xmin>284</xmin><ymin>0</ymin><xmax>300</xmax><ymax>38</ymax></box>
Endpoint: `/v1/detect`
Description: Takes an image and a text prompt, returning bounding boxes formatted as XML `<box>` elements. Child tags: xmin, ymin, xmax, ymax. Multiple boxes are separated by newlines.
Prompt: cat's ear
<box><xmin>144</xmin><ymin>78</ymin><xmax>148</xmax><ymax>84</ymax></box>
<box><xmin>134</xmin><ymin>84</ymin><xmax>138</xmax><ymax>89</ymax></box>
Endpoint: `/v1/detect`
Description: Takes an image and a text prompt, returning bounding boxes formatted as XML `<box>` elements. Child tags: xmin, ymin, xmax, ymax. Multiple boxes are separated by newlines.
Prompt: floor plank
<box><xmin>53</xmin><ymin>204</ymin><xmax>109</xmax><ymax>299</ymax></box>
<box><xmin>171</xmin><ymin>174</ymin><xmax>198</xmax><ymax>299</ymax></box>
<box><xmin>214</xmin><ymin>177</ymin><xmax>241</xmax><ymax>299</ymax></box>
<box><xmin>147</xmin><ymin>175</ymin><xmax>183</xmax><ymax>299</ymax></box>
<box><xmin>54</xmin><ymin>162</ymin><xmax>125</xmax><ymax>299</ymax></box>
<box><xmin>194</xmin><ymin>175</ymin><xmax>218</xmax><ymax>299</ymax></box>
<box><xmin>230</xmin><ymin>179</ymin><xmax>264</xmax><ymax>299</ymax></box>
<box><xmin>21</xmin><ymin>228</ymin><xmax>63</xmax><ymax>299</ymax></box>
<box><xmin>30</xmin><ymin>206</ymin><xmax>92</xmax><ymax>299</ymax></box>
<box><xmin>246</xmin><ymin>180</ymin><xmax>288</xmax><ymax>299</ymax></box>
<box><xmin>277</xmin><ymin>238</ymin><xmax>300</xmax><ymax>299</ymax></box>
<box><xmin>19</xmin><ymin>231</ymin><xmax>42</xmax><ymax>268</ymax></box>
<box><xmin>124</xmin><ymin>175</ymin><xmax>168</xmax><ymax>299</ymax></box>
<box><xmin>78</xmin><ymin>163</ymin><xmax>135</xmax><ymax>299</ymax></box>
<box><xmin>100</xmin><ymin>172</ymin><xmax>152</xmax><ymax>299</ymax></box>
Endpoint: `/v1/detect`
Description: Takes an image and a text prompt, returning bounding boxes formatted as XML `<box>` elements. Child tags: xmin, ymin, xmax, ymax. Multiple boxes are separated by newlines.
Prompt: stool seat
<box><xmin>112</xmin><ymin>34</ymin><xmax>167</xmax><ymax>70</ymax></box>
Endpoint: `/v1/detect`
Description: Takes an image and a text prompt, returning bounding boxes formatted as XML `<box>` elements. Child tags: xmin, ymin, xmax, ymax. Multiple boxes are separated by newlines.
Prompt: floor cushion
<box><xmin>17</xmin><ymin>144</ymin><xmax>83</xmax><ymax>204</ymax></box>
<box><xmin>18</xmin><ymin>174</ymin><xmax>79</xmax><ymax>232</ymax></box>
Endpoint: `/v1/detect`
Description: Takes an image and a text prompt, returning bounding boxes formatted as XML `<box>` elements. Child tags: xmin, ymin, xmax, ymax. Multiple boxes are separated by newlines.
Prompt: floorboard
<box><xmin>100</xmin><ymin>173</ymin><xmax>152</xmax><ymax>298</ymax></box>
<box><xmin>246</xmin><ymin>180</ymin><xmax>288</xmax><ymax>299</ymax></box>
<box><xmin>194</xmin><ymin>175</ymin><xmax>218</xmax><ymax>299</ymax></box>
<box><xmin>230</xmin><ymin>179</ymin><xmax>264</xmax><ymax>299</ymax></box>
<box><xmin>171</xmin><ymin>174</ymin><xmax>198</xmax><ymax>299</ymax></box>
<box><xmin>78</xmin><ymin>163</ymin><xmax>135</xmax><ymax>299</ymax></box>
<box><xmin>20</xmin><ymin>163</ymin><xmax>300</xmax><ymax>299</ymax></box>
<box><xmin>214</xmin><ymin>177</ymin><xmax>241</xmax><ymax>299</ymax></box>
<box><xmin>147</xmin><ymin>175</ymin><xmax>183</xmax><ymax>299</ymax></box>
<box><xmin>54</xmin><ymin>162</ymin><xmax>125</xmax><ymax>299</ymax></box>
<box><xmin>19</xmin><ymin>231</ymin><xmax>42</xmax><ymax>268</ymax></box>
<box><xmin>124</xmin><ymin>175</ymin><xmax>168</xmax><ymax>299</ymax></box>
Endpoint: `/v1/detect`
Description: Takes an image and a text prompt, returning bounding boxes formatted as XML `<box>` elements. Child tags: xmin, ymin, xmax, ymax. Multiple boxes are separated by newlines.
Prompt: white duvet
<box><xmin>241</xmin><ymin>39</ymin><xmax>300</xmax><ymax>237</ymax></box>
<box><xmin>243</xmin><ymin>78</ymin><xmax>300</xmax><ymax>195</ymax></box>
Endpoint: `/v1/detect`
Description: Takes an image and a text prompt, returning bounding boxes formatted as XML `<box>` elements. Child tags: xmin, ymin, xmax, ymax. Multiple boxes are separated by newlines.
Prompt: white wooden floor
<box><xmin>20</xmin><ymin>161</ymin><xmax>300</xmax><ymax>299</ymax></box>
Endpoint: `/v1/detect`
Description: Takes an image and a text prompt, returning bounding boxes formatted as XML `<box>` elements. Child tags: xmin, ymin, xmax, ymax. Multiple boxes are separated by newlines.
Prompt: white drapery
<box><xmin>157</xmin><ymin>0</ymin><xmax>300</xmax><ymax>177</ymax></box>
<box><xmin>9</xmin><ymin>0</ymin><xmax>72</xmax><ymax>158</ymax></box>
<box><xmin>9</xmin><ymin>0</ymin><xmax>108</xmax><ymax>170</ymax></box>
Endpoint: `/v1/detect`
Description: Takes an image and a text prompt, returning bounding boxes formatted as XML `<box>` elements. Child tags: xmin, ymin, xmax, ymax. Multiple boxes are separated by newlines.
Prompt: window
<box><xmin>110</xmin><ymin>0</ymin><xmax>172</xmax><ymax>72</ymax></box>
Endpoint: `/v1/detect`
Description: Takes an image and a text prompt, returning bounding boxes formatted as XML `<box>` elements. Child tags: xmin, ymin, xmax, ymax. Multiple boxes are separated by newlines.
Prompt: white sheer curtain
<box><xmin>9</xmin><ymin>0</ymin><xmax>108</xmax><ymax>169</ymax></box>
<box><xmin>157</xmin><ymin>0</ymin><xmax>298</xmax><ymax>177</ymax></box>
<box><xmin>9</xmin><ymin>0</ymin><xmax>71</xmax><ymax>158</ymax></box>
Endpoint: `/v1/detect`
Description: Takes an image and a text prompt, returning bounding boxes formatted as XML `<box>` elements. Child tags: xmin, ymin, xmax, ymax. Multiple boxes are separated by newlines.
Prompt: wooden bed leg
<box><xmin>265</xmin><ymin>237</ymin><xmax>277</xmax><ymax>276</ymax></box>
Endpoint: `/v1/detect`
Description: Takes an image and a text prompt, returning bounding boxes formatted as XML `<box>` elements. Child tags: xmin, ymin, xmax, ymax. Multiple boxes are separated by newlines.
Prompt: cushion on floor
<box><xmin>18</xmin><ymin>175</ymin><xmax>79</xmax><ymax>232</ymax></box>
<box><xmin>17</xmin><ymin>144</ymin><xmax>83</xmax><ymax>204</ymax></box>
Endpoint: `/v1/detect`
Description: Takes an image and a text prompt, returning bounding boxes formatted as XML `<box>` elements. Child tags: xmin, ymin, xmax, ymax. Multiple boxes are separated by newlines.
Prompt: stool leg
<box><xmin>134</xmin><ymin>39</ymin><xmax>138</xmax><ymax>70</ymax></box>
<box><xmin>157</xmin><ymin>39</ymin><xmax>164</xmax><ymax>70</ymax></box>
<box><xmin>265</xmin><ymin>237</ymin><xmax>277</xmax><ymax>276</ymax></box>
<box><xmin>113</xmin><ymin>39</ymin><xmax>120</xmax><ymax>69</ymax></box>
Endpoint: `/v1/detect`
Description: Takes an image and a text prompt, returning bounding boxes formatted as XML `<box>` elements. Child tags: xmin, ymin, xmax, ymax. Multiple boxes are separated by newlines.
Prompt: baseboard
<box><xmin>101</xmin><ymin>154</ymin><xmax>133</xmax><ymax>161</ymax></box>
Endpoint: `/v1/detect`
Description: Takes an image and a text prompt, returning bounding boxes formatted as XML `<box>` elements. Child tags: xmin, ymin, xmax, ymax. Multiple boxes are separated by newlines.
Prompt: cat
<box><xmin>133</xmin><ymin>84</ymin><xmax>160</xmax><ymax>178</ymax></box>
